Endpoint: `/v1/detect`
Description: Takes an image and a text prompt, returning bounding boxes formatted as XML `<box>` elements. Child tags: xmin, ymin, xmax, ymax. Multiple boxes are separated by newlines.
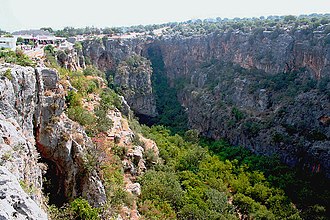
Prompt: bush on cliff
<box><xmin>0</xmin><ymin>48</ymin><xmax>35</xmax><ymax>67</ymax></box>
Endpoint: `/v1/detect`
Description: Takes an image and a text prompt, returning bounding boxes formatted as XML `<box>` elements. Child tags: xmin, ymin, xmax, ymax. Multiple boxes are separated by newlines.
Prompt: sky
<box><xmin>1</xmin><ymin>0</ymin><xmax>329</xmax><ymax>32</ymax></box>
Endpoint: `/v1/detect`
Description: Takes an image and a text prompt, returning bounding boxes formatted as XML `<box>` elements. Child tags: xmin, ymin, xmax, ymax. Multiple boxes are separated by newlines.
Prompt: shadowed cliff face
<box><xmin>83</xmin><ymin>29</ymin><xmax>330</xmax><ymax>177</ymax></box>
<box><xmin>34</xmin><ymin>68</ymin><xmax>106</xmax><ymax>207</ymax></box>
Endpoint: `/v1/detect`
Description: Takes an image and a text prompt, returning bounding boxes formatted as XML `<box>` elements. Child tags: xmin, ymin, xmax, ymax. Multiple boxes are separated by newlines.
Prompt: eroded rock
<box><xmin>0</xmin><ymin>166</ymin><xmax>47</xmax><ymax>220</ymax></box>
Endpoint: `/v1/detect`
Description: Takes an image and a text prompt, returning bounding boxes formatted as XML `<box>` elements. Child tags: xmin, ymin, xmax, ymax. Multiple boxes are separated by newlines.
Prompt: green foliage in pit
<box><xmin>138</xmin><ymin>125</ymin><xmax>303</xmax><ymax>220</ymax></box>
<box><xmin>3</xmin><ymin>69</ymin><xmax>12</xmax><ymax>80</ymax></box>
<box><xmin>200</xmin><ymin>138</ymin><xmax>330</xmax><ymax>219</ymax></box>
<box><xmin>147</xmin><ymin>46</ymin><xmax>188</xmax><ymax>134</ymax></box>
<box><xmin>0</xmin><ymin>49</ymin><xmax>35</xmax><ymax>67</ymax></box>
<box><xmin>48</xmin><ymin>198</ymin><xmax>100</xmax><ymax>220</ymax></box>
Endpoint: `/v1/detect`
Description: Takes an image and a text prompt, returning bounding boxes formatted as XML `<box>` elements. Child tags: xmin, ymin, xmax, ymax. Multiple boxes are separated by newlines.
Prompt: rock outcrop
<box><xmin>0</xmin><ymin>64</ymin><xmax>107</xmax><ymax>218</ymax></box>
<box><xmin>114</xmin><ymin>55</ymin><xmax>157</xmax><ymax>117</ymax></box>
<box><xmin>34</xmin><ymin>67</ymin><xmax>106</xmax><ymax>207</ymax></box>
<box><xmin>0</xmin><ymin>166</ymin><xmax>47</xmax><ymax>220</ymax></box>
<box><xmin>149</xmin><ymin>31</ymin><xmax>330</xmax><ymax>176</ymax></box>
<box><xmin>0</xmin><ymin>64</ymin><xmax>46</xmax><ymax>217</ymax></box>
<box><xmin>83</xmin><ymin>39</ymin><xmax>157</xmax><ymax>117</ymax></box>
<box><xmin>56</xmin><ymin>47</ymin><xmax>85</xmax><ymax>71</ymax></box>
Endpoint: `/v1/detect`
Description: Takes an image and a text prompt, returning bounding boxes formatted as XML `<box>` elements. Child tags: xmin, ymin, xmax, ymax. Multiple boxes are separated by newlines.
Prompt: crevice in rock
<box><xmin>135</xmin><ymin>113</ymin><xmax>155</xmax><ymax>127</ymax></box>
<box><xmin>144</xmin><ymin>44</ymin><xmax>188</xmax><ymax>133</ymax></box>
<box><xmin>39</xmin><ymin>157</ymin><xmax>66</xmax><ymax>207</ymax></box>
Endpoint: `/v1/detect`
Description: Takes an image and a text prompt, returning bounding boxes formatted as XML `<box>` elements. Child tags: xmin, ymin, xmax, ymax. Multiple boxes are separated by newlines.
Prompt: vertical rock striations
<box><xmin>114</xmin><ymin>55</ymin><xmax>157</xmax><ymax>117</ymax></box>
<box><xmin>0</xmin><ymin>64</ymin><xmax>107</xmax><ymax>219</ymax></box>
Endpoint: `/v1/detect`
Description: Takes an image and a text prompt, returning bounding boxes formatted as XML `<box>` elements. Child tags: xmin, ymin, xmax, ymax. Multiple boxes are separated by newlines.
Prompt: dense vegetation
<box><xmin>137</xmin><ymin>126</ymin><xmax>302</xmax><ymax>219</ymax></box>
<box><xmin>47</xmin><ymin>14</ymin><xmax>330</xmax><ymax>39</ymax></box>
<box><xmin>161</xmin><ymin>14</ymin><xmax>330</xmax><ymax>37</ymax></box>
<box><xmin>51</xmin><ymin>24</ymin><xmax>166</xmax><ymax>38</ymax></box>
<box><xmin>0</xmin><ymin>48</ymin><xmax>35</xmax><ymax>67</ymax></box>
<box><xmin>133</xmin><ymin>57</ymin><xmax>329</xmax><ymax>218</ymax></box>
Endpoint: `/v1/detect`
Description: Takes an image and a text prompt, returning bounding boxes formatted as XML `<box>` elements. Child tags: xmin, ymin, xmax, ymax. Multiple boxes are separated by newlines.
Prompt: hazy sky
<box><xmin>1</xmin><ymin>0</ymin><xmax>329</xmax><ymax>31</ymax></box>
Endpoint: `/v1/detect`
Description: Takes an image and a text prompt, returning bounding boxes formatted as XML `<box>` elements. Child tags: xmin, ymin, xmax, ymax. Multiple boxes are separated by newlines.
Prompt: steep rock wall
<box><xmin>83</xmin><ymin>30</ymin><xmax>330</xmax><ymax>177</ymax></box>
<box><xmin>0</xmin><ymin>64</ymin><xmax>107</xmax><ymax>218</ymax></box>
<box><xmin>152</xmin><ymin>31</ymin><xmax>330</xmax><ymax>176</ymax></box>
<box><xmin>114</xmin><ymin>55</ymin><xmax>157</xmax><ymax>117</ymax></box>
<box><xmin>83</xmin><ymin>39</ymin><xmax>158</xmax><ymax>117</ymax></box>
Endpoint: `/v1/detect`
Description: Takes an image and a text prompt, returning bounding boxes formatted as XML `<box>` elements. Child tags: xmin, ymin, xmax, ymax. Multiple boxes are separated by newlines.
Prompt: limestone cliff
<box><xmin>0</xmin><ymin>64</ymin><xmax>47</xmax><ymax>219</ymax></box>
<box><xmin>114</xmin><ymin>55</ymin><xmax>157</xmax><ymax>117</ymax></box>
<box><xmin>83</xmin><ymin>39</ymin><xmax>158</xmax><ymax>117</ymax></box>
<box><xmin>0</xmin><ymin>64</ymin><xmax>107</xmax><ymax>219</ymax></box>
<box><xmin>82</xmin><ymin>24</ymin><xmax>330</xmax><ymax>177</ymax></box>
<box><xmin>56</xmin><ymin>47</ymin><xmax>86</xmax><ymax>71</ymax></box>
<box><xmin>150</xmin><ymin>29</ymin><xmax>330</xmax><ymax>177</ymax></box>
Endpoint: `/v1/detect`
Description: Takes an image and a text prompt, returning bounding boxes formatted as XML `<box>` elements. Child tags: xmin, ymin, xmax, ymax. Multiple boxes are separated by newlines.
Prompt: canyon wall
<box><xmin>83</xmin><ymin>28</ymin><xmax>330</xmax><ymax>177</ymax></box>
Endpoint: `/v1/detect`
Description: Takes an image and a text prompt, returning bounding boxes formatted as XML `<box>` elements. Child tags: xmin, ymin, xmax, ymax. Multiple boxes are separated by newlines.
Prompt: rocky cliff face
<box><xmin>0</xmin><ymin>64</ymin><xmax>47</xmax><ymax>219</ymax></box>
<box><xmin>156</xmin><ymin>31</ymin><xmax>330</xmax><ymax>81</ymax></box>
<box><xmin>34</xmin><ymin>68</ymin><xmax>106</xmax><ymax>207</ymax></box>
<box><xmin>0</xmin><ymin>64</ymin><xmax>107</xmax><ymax>219</ymax></box>
<box><xmin>151</xmin><ymin>31</ymin><xmax>330</xmax><ymax>176</ymax></box>
<box><xmin>83</xmin><ymin>27</ymin><xmax>330</xmax><ymax>177</ymax></box>
<box><xmin>56</xmin><ymin>48</ymin><xmax>86</xmax><ymax>71</ymax></box>
<box><xmin>114</xmin><ymin>55</ymin><xmax>157</xmax><ymax>117</ymax></box>
<box><xmin>83</xmin><ymin>39</ymin><xmax>158</xmax><ymax>117</ymax></box>
<box><xmin>82</xmin><ymin>38</ymin><xmax>146</xmax><ymax>72</ymax></box>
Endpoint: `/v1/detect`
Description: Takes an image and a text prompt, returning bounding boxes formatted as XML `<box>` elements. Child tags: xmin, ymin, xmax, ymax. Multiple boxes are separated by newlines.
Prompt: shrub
<box><xmin>67</xmin><ymin>106</ymin><xmax>95</xmax><ymax>127</ymax></box>
<box><xmin>231</xmin><ymin>107</ymin><xmax>245</xmax><ymax>121</ymax></box>
<box><xmin>0</xmin><ymin>49</ymin><xmax>35</xmax><ymax>67</ymax></box>
<box><xmin>99</xmin><ymin>88</ymin><xmax>122</xmax><ymax>111</ymax></box>
<box><xmin>48</xmin><ymin>198</ymin><xmax>100</xmax><ymax>220</ymax></box>
<box><xmin>66</xmin><ymin>91</ymin><xmax>82</xmax><ymax>107</ymax></box>
<box><xmin>4</xmin><ymin>69</ymin><xmax>12</xmax><ymax>80</ymax></box>
<box><xmin>139</xmin><ymin>200</ymin><xmax>177</xmax><ymax>220</ymax></box>
<box><xmin>95</xmin><ymin>108</ymin><xmax>113</xmax><ymax>133</ymax></box>
<box><xmin>74</xmin><ymin>42</ymin><xmax>83</xmax><ymax>51</ymax></box>
<box><xmin>83</xmin><ymin>65</ymin><xmax>106</xmax><ymax>79</ymax></box>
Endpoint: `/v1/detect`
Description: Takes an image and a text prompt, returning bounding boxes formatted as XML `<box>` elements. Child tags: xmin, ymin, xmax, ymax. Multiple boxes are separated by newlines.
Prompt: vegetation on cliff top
<box><xmin>49</xmin><ymin>14</ymin><xmax>330</xmax><ymax>39</ymax></box>
<box><xmin>0</xmin><ymin>48</ymin><xmax>35</xmax><ymax>67</ymax></box>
